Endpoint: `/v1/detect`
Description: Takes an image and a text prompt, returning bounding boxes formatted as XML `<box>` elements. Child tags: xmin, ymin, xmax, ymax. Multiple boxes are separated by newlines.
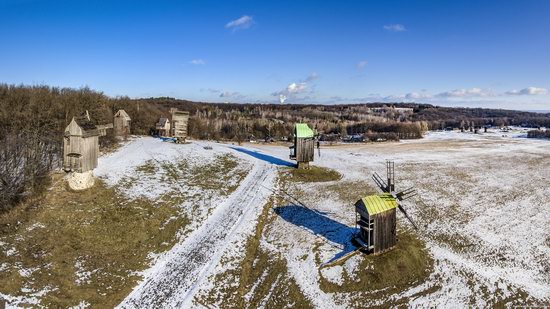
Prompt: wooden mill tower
<box><xmin>289</xmin><ymin>123</ymin><xmax>315</xmax><ymax>169</ymax></box>
<box><xmin>170</xmin><ymin>108</ymin><xmax>190</xmax><ymax>143</ymax></box>
<box><xmin>354</xmin><ymin>161</ymin><xmax>419</xmax><ymax>254</ymax></box>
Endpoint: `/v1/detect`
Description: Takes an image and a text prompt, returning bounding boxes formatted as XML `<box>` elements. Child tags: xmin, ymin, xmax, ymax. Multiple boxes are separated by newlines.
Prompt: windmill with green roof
<box><xmin>354</xmin><ymin>161</ymin><xmax>419</xmax><ymax>254</ymax></box>
<box><xmin>289</xmin><ymin>123</ymin><xmax>316</xmax><ymax>169</ymax></box>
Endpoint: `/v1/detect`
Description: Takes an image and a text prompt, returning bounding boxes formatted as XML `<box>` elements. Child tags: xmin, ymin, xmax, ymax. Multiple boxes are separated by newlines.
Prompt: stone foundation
<box><xmin>66</xmin><ymin>170</ymin><xmax>95</xmax><ymax>190</ymax></box>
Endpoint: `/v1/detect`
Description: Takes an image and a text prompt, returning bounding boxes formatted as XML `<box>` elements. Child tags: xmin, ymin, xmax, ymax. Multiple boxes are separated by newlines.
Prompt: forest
<box><xmin>1</xmin><ymin>83</ymin><xmax>549</xmax><ymax>212</ymax></box>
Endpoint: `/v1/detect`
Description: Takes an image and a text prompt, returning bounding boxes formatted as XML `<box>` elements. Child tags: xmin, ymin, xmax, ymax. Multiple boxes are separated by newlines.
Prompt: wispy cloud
<box><xmin>219</xmin><ymin>91</ymin><xmax>246</xmax><ymax>100</ymax></box>
<box><xmin>436</xmin><ymin>87</ymin><xmax>493</xmax><ymax>98</ymax></box>
<box><xmin>505</xmin><ymin>87</ymin><xmax>548</xmax><ymax>96</ymax></box>
<box><xmin>225</xmin><ymin>15</ymin><xmax>254</xmax><ymax>32</ymax></box>
<box><xmin>189</xmin><ymin>59</ymin><xmax>206</xmax><ymax>65</ymax></box>
<box><xmin>356</xmin><ymin>60</ymin><xmax>368</xmax><ymax>69</ymax></box>
<box><xmin>201</xmin><ymin>88</ymin><xmax>220</xmax><ymax>94</ymax></box>
<box><xmin>405</xmin><ymin>91</ymin><xmax>432</xmax><ymax>100</ymax></box>
<box><xmin>383</xmin><ymin>24</ymin><xmax>406</xmax><ymax>32</ymax></box>
<box><xmin>305</xmin><ymin>72</ymin><xmax>319</xmax><ymax>82</ymax></box>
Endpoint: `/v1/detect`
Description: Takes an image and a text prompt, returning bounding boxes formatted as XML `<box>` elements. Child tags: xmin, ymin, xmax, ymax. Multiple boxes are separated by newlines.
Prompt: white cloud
<box><xmin>437</xmin><ymin>87</ymin><xmax>493</xmax><ymax>98</ymax></box>
<box><xmin>383</xmin><ymin>24</ymin><xmax>406</xmax><ymax>32</ymax></box>
<box><xmin>405</xmin><ymin>92</ymin><xmax>432</xmax><ymax>100</ymax></box>
<box><xmin>506</xmin><ymin>87</ymin><xmax>548</xmax><ymax>96</ymax></box>
<box><xmin>286</xmin><ymin>82</ymin><xmax>307</xmax><ymax>94</ymax></box>
<box><xmin>356</xmin><ymin>60</ymin><xmax>368</xmax><ymax>69</ymax></box>
<box><xmin>189</xmin><ymin>59</ymin><xmax>205</xmax><ymax>65</ymax></box>
<box><xmin>225</xmin><ymin>15</ymin><xmax>254</xmax><ymax>31</ymax></box>
<box><xmin>271</xmin><ymin>73</ymin><xmax>320</xmax><ymax>103</ymax></box>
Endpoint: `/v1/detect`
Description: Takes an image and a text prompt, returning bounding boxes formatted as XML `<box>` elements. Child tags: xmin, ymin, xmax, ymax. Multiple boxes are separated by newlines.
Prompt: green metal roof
<box><xmin>360</xmin><ymin>193</ymin><xmax>397</xmax><ymax>215</ymax></box>
<box><xmin>295</xmin><ymin>123</ymin><xmax>314</xmax><ymax>138</ymax></box>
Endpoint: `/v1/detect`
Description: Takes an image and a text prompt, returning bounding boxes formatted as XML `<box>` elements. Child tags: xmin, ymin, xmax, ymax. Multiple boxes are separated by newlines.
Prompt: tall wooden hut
<box><xmin>354</xmin><ymin>194</ymin><xmax>398</xmax><ymax>254</ymax></box>
<box><xmin>169</xmin><ymin>108</ymin><xmax>190</xmax><ymax>143</ymax></box>
<box><xmin>113</xmin><ymin>109</ymin><xmax>131</xmax><ymax>137</ymax></box>
<box><xmin>155</xmin><ymin>117</ymin><xmax>170</xmax><ymax>136</ymax></box>
<box><xmin>63</xmin><ymin>113</ymin><xmax>100</xmax><ymax>173</ymax></box>
<box><xmin>289</xmin><ymin>123</ymin><xmax>315</xmax><ymax>168</ymax></box>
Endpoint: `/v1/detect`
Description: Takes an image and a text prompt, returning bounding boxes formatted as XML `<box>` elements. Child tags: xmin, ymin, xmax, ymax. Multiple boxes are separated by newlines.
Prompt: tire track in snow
<box><xmin>118</xmin><ymin>153</ymin><xmax>276</xmax><ymax>308</ymax></box>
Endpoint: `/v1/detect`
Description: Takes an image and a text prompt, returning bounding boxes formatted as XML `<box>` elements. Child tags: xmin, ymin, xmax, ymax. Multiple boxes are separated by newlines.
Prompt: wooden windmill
<box><xmin>354</xmin><ymin>161</ymin><xmax>419</xmax><ymax>254</ymax></box>
<box><xmin>289</xmin><ymin>123</ymin><xmax>315</xmax><ymax>169</ymax></box>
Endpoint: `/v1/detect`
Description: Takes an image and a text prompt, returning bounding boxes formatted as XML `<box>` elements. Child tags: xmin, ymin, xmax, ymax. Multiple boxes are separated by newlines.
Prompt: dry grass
<box><xmin>323</xmin><ymin>180</ymin><xmax>378</xmax><ymax>205</ymax></box>
<box><xmin>281</xmin><ymin>165</ymin><xmax>342</xmax><ymax>183</ymax></box>
<box><xmin>153</xmin><ymin>154</ymin><xmax>250</xmax><ymax>196</ymax></box>
<box><xmin>196</xmin><ymin>198</ymin><xmax>313</xmax><ymax>309</ymax></box>
<box><xmin>0</xmin><ymin>175</ymin><xmax>188</xmax><ymax>308</ymax></box>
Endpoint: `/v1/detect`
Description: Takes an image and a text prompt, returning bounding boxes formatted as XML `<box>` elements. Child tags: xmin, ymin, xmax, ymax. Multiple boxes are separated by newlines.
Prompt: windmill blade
<box><xmin>397</xmin><ymin>202</ymin><xmax>419</xmax><ymax>230</ymax></box>
<box><xmin>372</xmin><ymin>172</ymin><xmax>388</xmax><ymax>192</ymax></box>
<box><xmin>396</xmin><ymin>187</ymin><xmax>417</xmax><ymax>201</ymax></box>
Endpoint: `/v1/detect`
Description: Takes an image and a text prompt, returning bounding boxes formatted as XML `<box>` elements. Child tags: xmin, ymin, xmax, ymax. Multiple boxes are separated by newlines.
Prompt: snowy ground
<box><xmin>5</xmin><ymin>131</ymin><xmax>547</xmax><ymax>308</ymax></box>
<box><xmin>100</xmin><ymin>131</ymin><xmax>550</xmax><ymax>307</ymax></box>
<box><xmin>93</xmin><ymin>138</ymin><xmax>282</xmax><ymax>308</ymax></box>
<box><xmin>215</xmin><ymin>129</ymin><xmax>549</xmax><ymax>307</ymax></box>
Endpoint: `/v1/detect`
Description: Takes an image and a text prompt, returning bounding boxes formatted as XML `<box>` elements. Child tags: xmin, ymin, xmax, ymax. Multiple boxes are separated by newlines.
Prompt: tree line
<box><xmin>2</xmin><ymin>84</ymin><xmax>550</xmax><ymax>212</ymax></box>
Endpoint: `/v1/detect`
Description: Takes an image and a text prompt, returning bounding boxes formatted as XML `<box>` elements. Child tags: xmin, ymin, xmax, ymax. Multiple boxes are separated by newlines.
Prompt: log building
<box><xmin>289</xmin><ymin>123</ymin><xmax>315</xmax><ymax>169</ymax></box>
<box><xmin>169</xmin><ymin>108</ymin><xmax>189</xmax><ymax>143</ymax></box>
<box><xmin>114</xmin><ymin>109</ymin><xmax>131</xmax><ymax>137</ymax></box>
<box><xmin>155</xmin><ymin>117</ymin><xmax>170</xmax><ymax>137</ymax></box>
<box><xmin>354</xmin><ymin>193</ymin><xmax>398</xmax><ymax>254</ymax></box>
<box><xmin>63</xmin><ymin>112</ymin><xmax>100</xmax><ymax>173</ymax></box>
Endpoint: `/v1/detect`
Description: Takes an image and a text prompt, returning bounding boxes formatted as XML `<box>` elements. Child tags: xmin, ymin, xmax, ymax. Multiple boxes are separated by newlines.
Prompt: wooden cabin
<box><xmin>289</xmin><ymin>123</ymin><xmax>315</xmax><ymax>169</ymax></box>
<box><xmin>169</xmin><ymin>108</ymin><xmax>189</xmax><ymax>143</ymax></box>
<box><xmin>354</xmin><ymin>193</ymin><xmax>397</xmax><ymax>254</ymax></box>
<box><xmin>114</xmin><ymin>109</ymin><xmax>131</xmax><ymax>137</ymax></box>
<box><xmin>155</xmin><ymin>117</ymin><xmax>171</xmax><ymax>136</ymax></box>
<box><xmin>63</xmin><ymin>113</ymin><xmax>100</xmax><ymax>173</ymax></box>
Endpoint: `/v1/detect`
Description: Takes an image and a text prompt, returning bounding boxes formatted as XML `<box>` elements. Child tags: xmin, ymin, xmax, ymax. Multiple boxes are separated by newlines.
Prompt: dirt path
<box><xmin>118</xmin><ymin>150</ymin><xmax>277</xmax><ymax>308</ymax></box>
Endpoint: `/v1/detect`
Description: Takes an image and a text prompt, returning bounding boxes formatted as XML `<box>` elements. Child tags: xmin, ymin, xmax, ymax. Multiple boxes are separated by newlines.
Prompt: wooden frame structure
<box><xmin>289</xmin><ymin>123</ymin><xmax>315</xmax><ymax>169</ymax></box>
<box><xmin>63</xmin><ymin>113</ymin><xmax>100</xmax><ymax>173</ymax></box>
<box><xmin>354</xmin><ymin>194</ymin><xmax>398</xmax><ymax>254</ymax></box>
<box><xmin>155</xmin><ymin>117</ymin><xmax>171</xmax><ymax>137</ymax></box>
<box><xmin>113</xmin><ymin>109</ymin><xmax>131</xmax><ymax>137</ymax></box>
<box><xmin>169</xmin><ymin>108</ymin><xmax>189</xmax><ymax>143</ymax></box>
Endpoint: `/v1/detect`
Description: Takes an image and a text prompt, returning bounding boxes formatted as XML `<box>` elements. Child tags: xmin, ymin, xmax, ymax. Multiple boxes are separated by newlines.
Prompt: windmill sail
<box><xmin>372</xmin><ymin>172</ymin><xmax>388</xmax><ymax>192</ymax></box>
<box><xmin>397</xmin><ymin>203</ymin><xmax>419</xmax><ymax>230</ymax></box>
<box><xmin>396</xmin><ymin>187</ymin><xmax>417</xmax><ymax>201</ymax></box>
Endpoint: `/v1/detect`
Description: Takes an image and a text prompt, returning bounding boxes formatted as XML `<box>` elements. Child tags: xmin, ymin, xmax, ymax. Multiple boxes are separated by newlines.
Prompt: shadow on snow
<box><xmin>273</xmin><ymin>205</ymin><xmax>358</xmax><ymax>264</ymax></box>
<box><xmin>230</xmin><ymin>146</ymin><xmax>295</xmax><ymax>167</ymax></box>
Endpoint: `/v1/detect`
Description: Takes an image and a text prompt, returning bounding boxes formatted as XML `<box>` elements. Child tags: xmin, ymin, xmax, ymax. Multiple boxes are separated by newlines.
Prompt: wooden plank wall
<box><xmin>172</xmin><ymin>113</ymin><xmax>189</xmax><ymax>139</ymax></box>
<box><xmin>373</xmin><ymin>209</ymin><xmax>397</xmax><ymax>253</ymax></box>
<box><xmin>296</xmin><ymin>138</ymin><xmax>315</xmax><ymax>162</ymax></box>
<box><xmin>63</xmin><ymin>135</ymin><xmax>98</xmax><ymax>173</ymax></box>
<box><xmin>114</xmin><ymin>117</ymin><xmax>130</xmax><ymax>136</ymax></box>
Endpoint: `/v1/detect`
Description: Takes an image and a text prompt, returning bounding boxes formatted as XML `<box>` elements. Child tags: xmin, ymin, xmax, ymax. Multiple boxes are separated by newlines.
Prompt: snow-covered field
<box><xmin>91</xmin><ymin>131</ymin><xmax>550</xmax><ymax>308</ymax></box>
<box><xmin>235</xmin><ymin>130</ymin><xmax>549</xmax><ymax>307</ymax></box>
<box><xmin>6</xmin><ymin>131</ymin><xmax>546</xmax><ymax>308</ymax></box>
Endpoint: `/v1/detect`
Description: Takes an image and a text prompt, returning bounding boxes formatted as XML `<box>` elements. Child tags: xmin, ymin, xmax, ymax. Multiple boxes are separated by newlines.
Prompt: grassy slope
<box><xmin>0</xmin><ymin>177</ymin><xmax>187</xmax><ymax>308</ymax></box>
<box><xmin>0</xmin><ymin>153</ymin><xmax>250</xmax><ymax>308</ymax></box>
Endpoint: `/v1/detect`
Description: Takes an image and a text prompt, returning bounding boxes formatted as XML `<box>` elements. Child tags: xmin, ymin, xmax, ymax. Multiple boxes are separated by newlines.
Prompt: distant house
<box><xmin>156</xmin><ymin>117</ymin><xmax>171</xmax><ymax>136</ymax></box>
<box><xmin>114</xmin><ymin>109</ymin><xmax>131</xmax><ymax>137</ymax></box>
<box><xmin>63</xmin><ymin>112</ymin><xmax>100</xmax><ymax>173</ymax></box>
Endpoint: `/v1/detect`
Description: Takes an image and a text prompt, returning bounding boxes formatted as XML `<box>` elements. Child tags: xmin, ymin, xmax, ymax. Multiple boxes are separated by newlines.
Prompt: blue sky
<box><xmin>1</xmin><ymin>0</ymin><xmax>549</xmax><ymax>109</ymax></box>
